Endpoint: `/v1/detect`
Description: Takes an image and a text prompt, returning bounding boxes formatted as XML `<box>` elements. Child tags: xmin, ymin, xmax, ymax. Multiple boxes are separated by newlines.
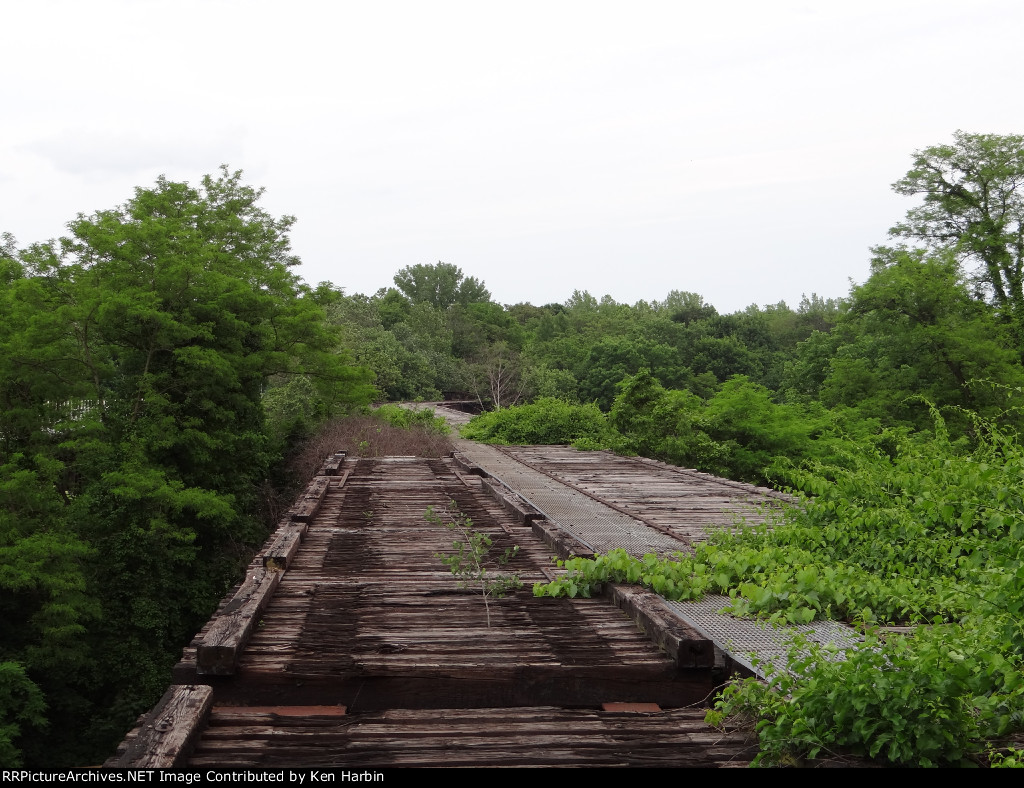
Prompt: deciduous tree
<box><xmin>0</xmin><ymin>168</ymin><xmax>374</xmax><ymax>765</ymax></box>
<box><xmin>890</xmin><ymin>131</ymin><xmax>1024</xmax><ymax>314</ymax></box>
<box><xmin>392</xmin><ymin>262</ymin><xmax>490</xmax><ymax>309</ymax></box>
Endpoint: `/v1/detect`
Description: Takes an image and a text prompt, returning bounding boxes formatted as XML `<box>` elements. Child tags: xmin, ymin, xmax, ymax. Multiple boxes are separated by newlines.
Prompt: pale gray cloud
<box><xmin>24</xmin><ymin>127</ymin><xmax>246</xmax><ymax>177</ymax></box>
<box><xmin>2</xmin><ymin>0</ymin><xmax>1023</xmax><ymax>312</ymax></box>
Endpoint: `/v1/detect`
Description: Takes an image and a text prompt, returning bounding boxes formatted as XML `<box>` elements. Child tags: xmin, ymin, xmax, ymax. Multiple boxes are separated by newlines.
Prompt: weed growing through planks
<box><xmin>426</xmin><ymin>500</ymin><xmax>521</xmax><ymax>627</ymax></box>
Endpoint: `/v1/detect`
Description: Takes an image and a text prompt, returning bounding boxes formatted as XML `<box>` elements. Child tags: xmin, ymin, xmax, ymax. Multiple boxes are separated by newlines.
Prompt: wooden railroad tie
<box><xmin>292</xmin><ymin>475</ymin><xmax>331</xmax><ymax>523</ymax></box>
<box><xmin>318</xmin><ymin>450</ymin><xmax>347</xmax><ymax>476</ymax></box>
<box><xmin>262</xmin><ymin>523</ymin><xmax>307</xmax><ymax>571</ymax></box>
<box><xmin>196</xmin><ymin>566</ymin><xmax>280</xmax><ymax>675</ymax></box>
<box><xmin>105</xmin><ymin>684</ymin><xmax>213</xmax><ymax>768</ymax></box>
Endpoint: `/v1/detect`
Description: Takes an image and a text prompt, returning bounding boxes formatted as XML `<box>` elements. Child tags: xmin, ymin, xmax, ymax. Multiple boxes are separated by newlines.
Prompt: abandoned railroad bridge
<box><xmin>108</xmin><ymin>405</ymin><xmax>858</xmax><ymax>768</ymax></box>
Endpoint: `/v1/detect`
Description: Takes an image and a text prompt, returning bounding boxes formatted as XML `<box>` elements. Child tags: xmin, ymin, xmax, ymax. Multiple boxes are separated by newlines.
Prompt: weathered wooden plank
<box><xmin>106</xmin><ymin>684</ymin><xmax>213</xmax><ymax>767</ymax></box>
<box><xmin>292</xmin><ymin>476</ymin><xmax>331</xmax><ymax>522</ymax></box>
<box><xmin>449</xmin><ymin>466</ymin><xmax>482</xmax><ymax>488</ymax></box>
<box><xmin>604</xmin><ymin>583</ymin><xmax>715</xmax><ymax>669</ymax></box>
<box><xmin>197</xmin><ymin>567</ymin><xmax>281</xmax><ymax>675</ymax></box>
<box><xmin>261</xmin><ymin>524</ymin><xmax>306</xmax><ymax>571</ymax></box>
<box><xmin>187</xmin><ymin>704</ymin><xmax>754</xmax><ymax>768</ymax></box>
<box><xmin>318</xmin><ymin>451</ymin><xmax>347</xmax><ymax>476</ymax></box>
<box><xmin>215</xmin><ymin>705</ymin><xmax>347</xmax><ymax>717</ymax></box>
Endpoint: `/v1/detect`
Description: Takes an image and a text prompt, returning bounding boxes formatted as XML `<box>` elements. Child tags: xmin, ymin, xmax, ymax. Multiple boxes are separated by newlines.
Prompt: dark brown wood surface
<box><xmin>319</xmin><ymin>451</ymin><xmax>347</xmax><ymax>476</ymax></box>
<box><xmin>196</xmin><ymin>566</ymin><xmax>281</xmax><ymax>675</ymax></box>
<box><xmin>291</xmin><ymin>475</ymin><xmax>332</xmax><ymax>522</ymax></box>
<box><xmin>119</xmin><ymin>449</ymin><xmax>770</xmax><ymax>767</ymax></box>
<box><xmin>106</xmin><ymin>684</ymin><xmax>213</xmax><ymax>767</ymax></box>
<box><xmin>190</xmin><ymin>705</ymin><xmax>756</xmax><ymax>767</ymax></box>
<box><xmin>262</xmin><ymin>524</ymin><xmax>306</xmax><ymax>571</ymax></box>
<box><xmin>498</xmin><ymin>445</ymin><xmax>793</xmax><ymax>545</ymax></box>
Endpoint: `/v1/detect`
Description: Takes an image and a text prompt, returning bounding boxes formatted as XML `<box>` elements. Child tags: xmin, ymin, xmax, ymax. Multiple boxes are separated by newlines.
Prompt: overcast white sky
<box><xmin>2</xmin><ymin>1</ymin><xmax>1022</xmax><ymax>313</ymax></box>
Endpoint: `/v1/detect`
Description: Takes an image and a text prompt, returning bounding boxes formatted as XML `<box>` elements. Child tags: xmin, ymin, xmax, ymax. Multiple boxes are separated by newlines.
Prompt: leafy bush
<box><xmin>707</xmin><ymin>626</ymin><xmax>1024</xmax><ymax>767</ymax></box>
<box><xmin>0</xmin><ymin>662</ymin><xmax>47</xmax><ymax>767</ymax></box>
<box><xmin>609</xmin><ymin>369</ymin><xmax>729</xmax><ymax>473</ymax></box>
<box><xmin>609</xmin><ymin>370</ymin><xmax>833</xmax><ymax>485</ymax></box>
<box><xmin>537</xmin><ymin>409</ymin><xmax>1024</xmax><ymax>764</ymax></box>
<box><xmin>990</xmin><ymin>747</ymin><xmax>1024</xmax><ymax>768</ymax></box>
<box><xmin>460</xmin><ymin>398</ymin><xmax>614</xmax><ymax>448</ymax></box>
<box><xmin>702</xmin><ymin>376</ymin><xmax>832</xmax><ymax>483</ymax></box>
<box><xmin>372</xmin><ymin>404</ymin><xmax>450</xmax><ymax>434</ymax></box>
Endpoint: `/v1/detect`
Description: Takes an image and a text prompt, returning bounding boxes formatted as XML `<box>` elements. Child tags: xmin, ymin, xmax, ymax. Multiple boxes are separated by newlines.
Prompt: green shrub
<box><xmin>460</xmin><ymin>397</ymin><xmax>613</xmax><ymax>448</ymax></box>
<box><xmin>539</xmin><ymin>410</ymin><xmax>1024</xmax><ymax>765</ymax></box>
<box><xmin>707</xmin><ymin>626</ymin><xmax>1024</xmax><ymax>767</ymax></box>
<box><xmin>371</xmin><ymin>404</ymin><xmax>450</xmax><ymax>434</ymax></box>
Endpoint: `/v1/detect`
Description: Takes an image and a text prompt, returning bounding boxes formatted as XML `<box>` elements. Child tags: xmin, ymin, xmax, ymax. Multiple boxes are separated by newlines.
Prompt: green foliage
<box><xmin>0</xmin><ymin>453</ymin><xmax>97</xmax><ymax>766</ymax></box>
<box><xmin>0</xmin><ymin>454</ymin><xmax>96</xmax><ymax>664</ymax></box>
<box><xmin>702</xmin><ymin>376</ymin><xmax>833</xmax><ymax>484</ymax></box>
<box><xmin>523</xmin><ymin>364</ymin><xmax>580</xmax><ymax>402</ymax></box>
<box><xmin>990</xmin><ymin>747</ymin><xmax>1024</xmax><ymax>768</ymax></box>
<box><xmin>460</xmin><ymin>397</ymin><xmax>614</xmax><ymax>448</ymax></box>
<box><xmin>576</xmin><ymin>336</ymin><xmax>693</xmax><ymax>410</ymax></box>
<box><xmin>890</xmin><ymin>130</ymin><xmax>1024</xmax><ymax>314</ymax></box>
<box><xmin>426</xmin><ymin>502</ymin><xmax>521</xmax><ymax>627</ymax></box>
<box><xmin>262</xmin><ymin>376</ymin><xmax>330</xmax><ymax>443</ymax></box>
<box><xmin>707</xmin><ymin>626</ymin><xmax>1024</xmax><ymax>767</ymax></box>
<box><xmin>371</xmin><ymin>404</ymin><xmax>449</xmax><ymax>434</ymax></box>
<box><xmin>539</xmin><ymin>409</ymin><xmax>1024</xmax><ymax>764</ymax></box>
<box><xmin>652</xmin><ymin>289</ymin><xmax>718</xmax><ymax>325</ymax></box>
<box><xmin>329</xmin><ymin>282</ymin><xmax>526</xmax><ymax>403</ymax></box>
<box><xmin>0</xmin><ymin>169</ymin><xmax>374</xmax><ymax>766</ymax></box>
<box><xmin>533</xmin><ymin>549</ymin><xmax>708</xmax><ymax>602</ymax></box>
<box><xmin>0</xmin><ymin>662</ymin><xmax>48</xmax><ymax>767</ymax></box>
<box><xmin>807</xmin><ymin>248</ymin><xmax>1024</xmax><ymax>430</ymax></box>
<box><xmin>609</xmin><ymin>370</ymin><xmax>831</xmax><ymax>485</ymax></box>
<box><xmin>393</xmin><ymin>261</ymin><xmax>491</xmax><ymax>310</ymax></box>
<box><xmin>608</xmin><ymin>370</ymin><xmax>727</xmax><ymax>471</ymax></box>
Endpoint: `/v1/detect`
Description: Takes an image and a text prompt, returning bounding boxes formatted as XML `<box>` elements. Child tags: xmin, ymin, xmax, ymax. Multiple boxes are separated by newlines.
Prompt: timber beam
<box><xmin>105</xmin><ymin>684</ymin><xmax>213</xmax><ymax>768</ymax></box>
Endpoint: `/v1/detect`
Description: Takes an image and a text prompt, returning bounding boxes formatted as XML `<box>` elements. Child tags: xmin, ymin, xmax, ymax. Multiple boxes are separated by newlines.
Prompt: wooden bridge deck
<box><xmin>109</xmin><ymin>449</ymin><xmax>764</xmax><ymax>768</ymax></box>
<box><xmin>192</xmin><ymin>706</ymin><xmax>750</xmax><ymax>768</ymax></box>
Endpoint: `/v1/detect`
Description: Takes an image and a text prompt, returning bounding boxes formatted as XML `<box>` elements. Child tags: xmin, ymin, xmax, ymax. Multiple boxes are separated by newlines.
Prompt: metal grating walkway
<box><xmin>455</xmin><ymin>439</ymin><xmax>687</xmax><ymax>557</ymax></box>
<box><xmin>442</xmin><ymin>426</ymin><xmax>863</xmax><ymax>683</ymax></box>
<box><xmin>664</xmin><ymin>596</ymin><xmax>864</xmax><ymax>677</ymax></box>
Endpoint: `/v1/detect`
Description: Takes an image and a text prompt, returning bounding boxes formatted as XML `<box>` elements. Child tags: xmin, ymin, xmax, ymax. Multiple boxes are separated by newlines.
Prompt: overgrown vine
<box><xmin>534</xmin><ymin>413</ymin><xmax>1024</xmax><ymax>765</ymax></box>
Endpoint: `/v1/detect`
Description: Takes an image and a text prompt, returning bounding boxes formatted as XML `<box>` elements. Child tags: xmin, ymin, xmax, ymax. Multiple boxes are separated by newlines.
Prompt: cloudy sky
<box><xmin>2</xmin><ymin>1</ymin><xmax>1022</xmax><ymax>313</ymax></box>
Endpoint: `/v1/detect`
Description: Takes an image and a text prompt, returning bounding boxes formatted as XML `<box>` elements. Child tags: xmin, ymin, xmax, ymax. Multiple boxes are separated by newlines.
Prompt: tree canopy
<box><xmin>890</xmin><ymin>131</ymin><xmax>1024</xmax><ymax>315</ymax></box>
<box><xmin>0</xmin><ymin>168</ymin><xmax>373</xmax><ymax>765</ymax></box>
<box><xmin>392</xmin><ymin>261</ymin><xmax>491</xmax><ymax>310</ymax></box>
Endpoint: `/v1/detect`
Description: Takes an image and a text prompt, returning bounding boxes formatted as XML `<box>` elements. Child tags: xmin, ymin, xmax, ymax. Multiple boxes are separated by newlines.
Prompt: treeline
<box><xmin>458</xmin><ymin>245</ymin><xmax>1024</xmax><ymax>485</ymax></box>
<box><xmin>325</xmin><ymin>262</ymin><xmax>841</xmax><ymax>408</ymax></box>
<box><xmin>3</xmin><ymin>131</ymin><xmax>1024</xmax><ymax>766</ymax></box>
<box><xmin>515</xmin><ymin>132</ymin><xmax>1024</xmax><ymax>765</ymax></box>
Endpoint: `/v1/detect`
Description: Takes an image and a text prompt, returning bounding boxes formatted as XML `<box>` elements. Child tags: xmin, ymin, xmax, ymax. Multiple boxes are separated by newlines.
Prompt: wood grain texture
<box><xmin>120</xmin><ymin>448</ymin><xmax>776</xmax><ymax>767</ymax></box>
<box><xmin>106</xmin><ymin>685</ymin><xmax>213</xmax><ymax>768</ymax></box>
